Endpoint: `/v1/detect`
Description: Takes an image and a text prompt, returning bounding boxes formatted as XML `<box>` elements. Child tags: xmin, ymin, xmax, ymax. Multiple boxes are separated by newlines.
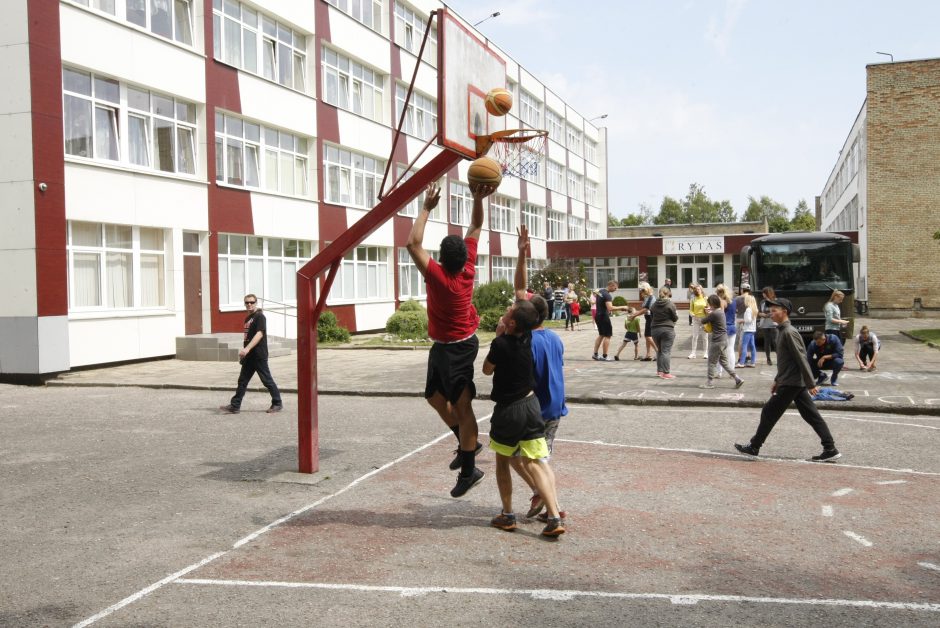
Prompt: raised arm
<box><xmin>405</xmin><ymin>183</ymin><xmax>441</xmax><ymax>277</ymax></box>
<box><xmin>513</xmin><ymin>224</ymin><xmax>530</xmax><ymax>299</ymax></box>
<box><xmin>465</xmin><ymin>182</ymin><xmax>497</xmax><ymax>242</ymax></box>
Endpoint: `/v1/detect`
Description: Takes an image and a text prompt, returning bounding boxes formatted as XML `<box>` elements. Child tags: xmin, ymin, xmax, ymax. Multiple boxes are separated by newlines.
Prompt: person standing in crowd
<box><xmin>569</xmin><ymin>295</ymin><xmax>581</xmax><ymax>330</ymax></box>
<box><xmin>854</xmin><ymin>325</ymin><xmax>881</xmax><ymax>371</ymax></box>
<box><xmin>735</xmin><ymin>297</ymin><xmax>842</xmax><ymax>462</ymax></box>
<box><xmin>687</xmin><ymin>284</ymin><xmax>709</xmax><ymax>359</ymax></box>
<box><xmin>631</xmin><ymin>283</ymin><xmax>657</xmax><ymax>362</ymax></box>
<box><xmin>650</xmin><ymin>286</ymin><xmax>679</xmax><ymax>379</ymax></box>
<box><xmin>715</xmin><ymin>284</ymin><xmax>737</xmax><ymax>375</ymax></box>
<box><xmin>824</xmin><ymin>289</ymin><xmax>850</xmax><ymax>338</ymax></box>
<box><xmin>542</xmin><ymin>281</ymin><xmax>554</xmax><ymax>305</ymax></box>
<box><xmin>563</xmin><ymin>283</ymin><xmax>577</xmax><ymax>331</ymax></box>
<box><xmin>553</xmin><ymin>284</ymin><xmax>566</xmax><ymax>321</ymax></box>
<box><xmin>589</xmin><ymin>290</ymin><xmax>598</xmax><ymax>329</ymax></box>
<box><xmin>220</xmin><ymin>294</ymin><xmax>283</xmax><ymax>415</ymax></box>
<box><xmin>614</xmin><ymin>307</ymin><xmax>641</xmax><ymax>361</ymax></box>
<box><xmin>593</xmin><ymin>281</ymin><xmax>629</xmax><ymax>361</ymax></box>
<box><xmin>686</xmin><ymin>282</ymin><xmax>696</xmax><ymax>326</ymax></box>
<box><xmin>700</xmin><ymin>294</ymin><xmax>744</xmax><ymax>390</ymax></box>
<box><xmin>808</xmin><ymin>330</ymin><xmax>845</xmax><ymax>386</ymax></box>
<box><xmin>759</xmin><ymin>286</ymin><xmax>778</xmax><ymax>365</ymax></box>
<box><xmin>737</xmin><ymin>292</ymin><xmax>759</xmax><ymax>368</ymax></box>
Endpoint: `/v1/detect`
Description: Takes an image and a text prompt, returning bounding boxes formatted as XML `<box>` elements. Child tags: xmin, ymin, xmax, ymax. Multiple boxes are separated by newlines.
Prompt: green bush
<box><xmin>398</xmin><ymin>299</ymin><xmax>425</xmax><ymax>313</ymax></box>
<box><xmin>472</xmin><ymin>280</ymin><xmax>515</xmax><ymax>312</ymax></box>
<box><xmin>386</xmin><ymin>310</ymin><xmax>429</xmax><ymax>340</ymax></box>
<box><xmin>613</xmin><ymin>296</ymin><xmax>627</xmax><ymax>307</ymax></box>
<box><xmin>479</xmin><ymin>307</ymin><xmax>507</xmax><ymax>332</ymax></box>
<box><xmin>318</xmin><ymin>310</ymin><xmax>351</xmax><ymax>343</ymax></box>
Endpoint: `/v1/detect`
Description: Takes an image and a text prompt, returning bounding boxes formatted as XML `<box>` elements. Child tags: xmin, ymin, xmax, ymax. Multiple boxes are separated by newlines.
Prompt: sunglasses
<box><xmin>244</xmin><ymin>300</ymin><xmax>256</xmax><ymax>305</ymax></box>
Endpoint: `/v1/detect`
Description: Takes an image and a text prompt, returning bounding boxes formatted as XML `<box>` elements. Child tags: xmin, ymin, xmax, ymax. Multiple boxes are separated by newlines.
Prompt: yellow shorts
<box><xmin>489</xmin><ymin>437</ymin><xmax>549</xmax><ymax>460</ymax></box>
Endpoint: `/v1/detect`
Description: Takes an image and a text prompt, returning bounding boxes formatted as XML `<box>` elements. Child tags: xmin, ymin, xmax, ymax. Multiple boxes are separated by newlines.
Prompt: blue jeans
<box><xmin>738</xmin><ymin>331</ymin><xmax>757</xmax><ymax>366</ymax></box>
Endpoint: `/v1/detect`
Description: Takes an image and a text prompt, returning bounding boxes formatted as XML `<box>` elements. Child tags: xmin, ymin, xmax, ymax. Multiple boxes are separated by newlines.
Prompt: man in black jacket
<box><xmin>734</xmin><ymin>298</ymin><xmax>841</xmax><ymax>462</ymax></box>
<box><xmin>807</xmin><ymin>330</ymin><xmax>845</xmax><ymax>386</ymax></box>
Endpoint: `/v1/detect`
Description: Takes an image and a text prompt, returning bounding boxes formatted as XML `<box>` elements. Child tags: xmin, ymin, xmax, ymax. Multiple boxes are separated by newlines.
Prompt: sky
<box><xmin>442</xmin><ymin>0</ymin><xmax>940</xmax><ymax>220</ymax></box>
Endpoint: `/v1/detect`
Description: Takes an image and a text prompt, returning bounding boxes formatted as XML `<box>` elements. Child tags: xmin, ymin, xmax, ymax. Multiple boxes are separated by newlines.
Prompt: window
<box><xmin>475</xmin><ymin>254</ymin><xmax>489</xmax><ymax>286</ymax></box>
<box><xmin>449</xmin><ymin>182</ymin><xmax>474</xmax><ymax>227</ymax></box>
<box><xmin>394</xmin><ymin>165</ymin><xmax>444</xmax><ymax>220</ymax></box>
<box><xmin>322</xmin><ymin>47</ymin><xmax>385</xmax><ymax>123</ymax></box>
<box><xmin>398</xmin><ymin>247</ymin><xmax>437</xmax><ymax>299</ymax></box>
<box><xmin>395</xmin><ymin>84</ymin><xmax>437</xmax><ymax>140</ymax></box>
<box><xmin>217</xmin><ymin>234</ymin><xmax>313</xmax><ymax>306</ymax></box>
<box><xmin>522</xmin><ymin>202</ymin><xmax>544</xmax><ymax>238</ymax></box>
<box><xmin>585</xmin><ymin>138</ymin><xmax>597</xmax><ymax>163</ymax></box>
<box><xmin>547</xmin><ymin>210</ymin><xmax>565</xmax><ymax>240</ymax></box>
<box><xmin>326</xmin><ymin>0</ymin><xmax>384</xmax><ymax>34</ymax></box>
<box><xmin>519</xmin><ymin>89</ymin><xmax>542</xmax><ymax>129</ymax></box>
<box><xmin>64</xmin><ymin>68</ymin><xmax>197</xmax><ymax>175</ymax></box>
<box><xmin>568</xmin><ymin>215</ymin><xmax>584</xmax><ymax>240</ymax></box>
<box><xmin>212</xmin><ymin>0</ymin><xmax>307</xmax><ymax>91</ymax></box>
<box><xmin>329</xmin><ymin>246</ymin><xmax>391</xmax><ymax>301</ymax></box>
<box><xmin>547</xmin><ymin>160</ymin><xmax>565</xmax><ymax>192</ymax></box>
<box><xmin>491</xmin><ymin>256</ymin><xmax>515</xmax><ymax>283</ymax></box>
<box><xmin>394</xmin><ymin>2</ymin><xmax>437</xmax><ymax>62</ymax></box>
<box><xmin>68</xmin><ymin>221</ymin><xmax>166</xmax><ymax>310</ymax></box>
<box><xmin>526</xmin><ymin>258</ymin><xmax>545</xmax><ymax>278</ymax></box>
<box><xmin>519</xmin><ymin>148</ymin><xmax>544</xmax><ymax>186</ymax></box>
<box><xmin>324</xmin><ymin>145</ymin><xmax>385</xmax><ymax>208</ymax></box>
<box><xmin>585</xmin><ymin>179</ymin><xmax>599</xmax><ymax>206</ymax></box>
<box><xmin>215</xmin><ymin>112</ymin><xmax>309</xmax><ymax>196</ymax></box>
<box><xmin>71</xmin><ymin>1</ymin><xmax>193</xmax><ymax>45</ymax></box>
<box><xmin>617</xmin><ymin>256</ymin><xmax>638</xmax><ymax>289</ymax></box>
<box><xmin>545</xmin><ymin>109</ymin><xmax>564</xmax><ymax>143</ymax></box>
<box><xmin>490</xmin><ymin>195</ymin><xmax>516</xmax><ymax>234</ymax></box>
<box><xmin>71</xmin><ymin>0</ymin><xmax>117</xmax><ymax>15</ymax></box>
<box><xmin>567</xmin><ymin>170</ymin><xmax>583</xmax><ymax>201</ymax></box>
<box><xmin>566</xmin><ymin>124</ymin><xmax>582</xmax><ymax>155</ymax></box>
<box><xmin>594</xmin><ymin>257</ymin><xmax>615</xmax><ymax>289</ymax></box>
<box><xmin>645</xmin><ymin>256</ymin><xmax>659</xmax><ymax>287</ymax></box>
<box><xmin>710</xmin><ymin>254</ymin><xmax>724</xmax><ymax>287</ymax></box>
<box><xmin>587</xmin><ymin>221</ymin><xmax>599</xmax><ymax>239</ymax></box>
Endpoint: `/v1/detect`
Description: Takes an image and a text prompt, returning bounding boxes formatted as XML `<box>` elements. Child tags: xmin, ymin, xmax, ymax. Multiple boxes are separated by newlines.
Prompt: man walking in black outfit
<box><xmin>220</xmin><ymin>294</ymin><xmax>283</xmax><ymax>414</ymax></box>
<box><xmin>734</xmin><ymin>297</ymin><xmax>841</xmax><ymax>462</ymax></box>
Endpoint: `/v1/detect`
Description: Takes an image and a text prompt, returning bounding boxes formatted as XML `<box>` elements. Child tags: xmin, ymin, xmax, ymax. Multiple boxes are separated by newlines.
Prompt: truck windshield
<box><xmin>754</xmin><ymin>241</ymin><xmax>852</xmax><ymax>291</ymax></box>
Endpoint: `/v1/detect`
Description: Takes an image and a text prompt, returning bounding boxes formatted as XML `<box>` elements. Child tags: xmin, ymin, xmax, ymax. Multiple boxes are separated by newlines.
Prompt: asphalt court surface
<box><xmin>7</xmin><ymin>386</ymin><xmax>932</xmax><ymax>627</ymax></box>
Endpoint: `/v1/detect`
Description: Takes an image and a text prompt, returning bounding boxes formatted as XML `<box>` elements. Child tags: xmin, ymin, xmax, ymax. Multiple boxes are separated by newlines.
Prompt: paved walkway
<box><xmin>51</xmin><ymin>315</ymin><xmax>940</xmax><ymax>414</ymax></box>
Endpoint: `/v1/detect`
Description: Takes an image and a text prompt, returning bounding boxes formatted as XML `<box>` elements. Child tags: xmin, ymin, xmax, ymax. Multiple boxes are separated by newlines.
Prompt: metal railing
<box><xmin>258</xmin><ymin>297</ymin><xmax>298</xmax><ymax>340</ymax></box>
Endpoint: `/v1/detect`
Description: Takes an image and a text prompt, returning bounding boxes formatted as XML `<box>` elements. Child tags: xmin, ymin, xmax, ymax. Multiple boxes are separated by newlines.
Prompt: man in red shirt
<box><xmin>407</xmin><ymin>181</ymin><xmax>496</xmax><ymax>497</ymax></box>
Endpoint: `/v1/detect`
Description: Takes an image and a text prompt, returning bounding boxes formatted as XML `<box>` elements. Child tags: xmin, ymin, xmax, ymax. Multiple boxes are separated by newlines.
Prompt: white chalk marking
<box><xmin>72</xmin><ymin>552</ymin><xmax>227</xmax><ymax>628</ymax></box>
<box><xmin>821</xmin><ymin>505</ymin><xmax>833</xmax><ymax>517</ymax></box>
<box><xmin>875</xmin><ymin>480</ymin><xmax>907</xmax><ymax>485</ymax></box>
<box><xmin>832</xmin><ymin>488</ymin><xmax>854</xmax><ymax>497</ymax></box>
<box><xmin>919</xmin><ymin>562</ymin><xmax>940</xmax><ymax>573</ymax></box>
<box><xmin>174</xmin><ymin>578</ymin><xmax>940</xmax><ymax>612</ymax></box>
<box><xmin>843</xmin><ymin>531</ymin><xmax>873</xmax><ymax>547</ymax></box>
<box><xmin>72</xmin><ymin>414</ymin><xmax>494</xmax><ymax>626</ymax></box>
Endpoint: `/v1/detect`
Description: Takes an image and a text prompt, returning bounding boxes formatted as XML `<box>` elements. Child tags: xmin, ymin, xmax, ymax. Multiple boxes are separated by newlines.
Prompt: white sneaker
<box><xmin>688</xmin><ymin>354</ymin><xmax>696</xmax><ymax>359</ymax></box>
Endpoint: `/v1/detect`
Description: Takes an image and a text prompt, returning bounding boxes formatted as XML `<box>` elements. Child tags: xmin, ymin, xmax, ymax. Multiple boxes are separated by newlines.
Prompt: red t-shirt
<box><xmin>570</xmin><ymin>301</ymin><xmax>580</xmax><ymax>316</ymax></box>
<box><xmin>425</xmin><ymin>237</ymin><xmax>480</xmax><ymax>342</ymax></box>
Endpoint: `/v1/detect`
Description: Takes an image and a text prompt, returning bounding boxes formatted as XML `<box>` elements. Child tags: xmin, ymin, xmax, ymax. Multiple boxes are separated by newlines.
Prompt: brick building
<box><xmin>819</xmin><ymin>57</ymin><xmax>940</xmax><ymax>315</ymax></box>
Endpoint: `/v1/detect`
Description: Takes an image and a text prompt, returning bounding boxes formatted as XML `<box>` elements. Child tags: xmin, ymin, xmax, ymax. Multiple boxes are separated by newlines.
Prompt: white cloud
<box><xmin>704</xmin><ymin>0</ymin><xmax>748</xmax><ymax>57</ymax></box>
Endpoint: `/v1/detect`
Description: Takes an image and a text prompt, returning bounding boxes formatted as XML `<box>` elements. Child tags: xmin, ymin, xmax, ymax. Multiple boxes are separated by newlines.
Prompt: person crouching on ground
<box><xmin>855</xmin><ymin>325</ymin><xmax>881</xmax><ymax>371</ymax></box>
<box><xmin>483</xmin><ymin>298</ymin><xmax>565</xmax><ymax>537</ymax></box>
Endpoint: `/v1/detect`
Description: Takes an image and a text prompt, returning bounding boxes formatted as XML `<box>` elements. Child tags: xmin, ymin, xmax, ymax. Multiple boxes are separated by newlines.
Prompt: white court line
<box><xmin>567</xmin><ymin>404</ymin><xmax>940</xmax><ymax>422</ymax></box>
<box><xmin>821</xmin><ymin>505</ymin><xmax>834</xmax><ymax>517</ymax></box>
<box><xmin>844</xmin><ymin>531</ymin><xmax>874</xmax><ymax>547</ymax></box>
<box><xmin>71</xmin><ymin>413</ymin><xmax>493</xmax><ymax>627</ymax></box>
<box><xmin>832</xmin><ymin>488</ymin><xmax>854</xmax><ymax>497</ymax></box>
<box><xmin>555</xmin><ymin>438</ymin><xmax>940</xmax><ymax>477</ymax></box>
<box><xmin>920</xmin><ymin>562</ymin><xmax>940</xmax><ymax>573</ymax></box>
<box><xmin>875</xmin><ymin>480</ymin><xmax>907</xmax><ymax>485</ymax></box>
<box><xmin>174</xmin><ymin>577</ymin><xmax>940</xmax><ymax>613</ymax></box>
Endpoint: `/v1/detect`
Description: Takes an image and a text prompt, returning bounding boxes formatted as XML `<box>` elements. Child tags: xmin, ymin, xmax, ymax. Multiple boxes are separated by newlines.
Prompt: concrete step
<box><xmin>176</xmin><ymin>334</ymin><xmax>294</xmax><ymax>362</ymax></box>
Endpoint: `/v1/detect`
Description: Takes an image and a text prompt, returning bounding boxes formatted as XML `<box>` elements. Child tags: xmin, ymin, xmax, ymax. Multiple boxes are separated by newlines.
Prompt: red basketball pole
<box><xmin>295</xmin><ymin>149</ymin><xmax>462</xmax><ymax>473</ymax></box>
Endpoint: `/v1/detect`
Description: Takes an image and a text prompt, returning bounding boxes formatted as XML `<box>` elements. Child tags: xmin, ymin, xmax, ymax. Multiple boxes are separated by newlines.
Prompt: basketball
<box><xmin>467</xmin><ymin>156</ymin><xmax>502</xmax><ymax>187</ymax></box>
<box><xmin>485</xmin><ymin>87</ymin><xmax>512</xmax><ymax>116</ymax></box>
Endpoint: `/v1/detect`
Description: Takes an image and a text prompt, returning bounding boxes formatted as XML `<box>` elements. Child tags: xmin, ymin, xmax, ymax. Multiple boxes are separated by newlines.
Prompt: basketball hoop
<box><xmin>477</xmin><ymin>128</ymin><xmax>548</xmax><ymax>178</ymax></box>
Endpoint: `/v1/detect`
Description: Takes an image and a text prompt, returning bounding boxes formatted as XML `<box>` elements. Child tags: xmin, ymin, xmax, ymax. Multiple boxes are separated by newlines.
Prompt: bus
<box><xmin>739</xmin><ymin>232</ymin><xmax>860</xmax><ymax>340</ymax></box>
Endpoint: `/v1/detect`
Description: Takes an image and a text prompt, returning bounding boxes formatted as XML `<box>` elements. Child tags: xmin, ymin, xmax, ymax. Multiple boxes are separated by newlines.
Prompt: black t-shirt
<box><xmin>243</xmin><ymin>311</ymin><xmax>269</xmax><ymax>361</ymax></box>
<box><xmin>595</xmin><ymin>289</ymin><xmax>613</xmax><ymax>321</ymax></box>
<box><xmin>486</xmin><ymin>332</ymin><xmax>535</xmax><ymax>405</ymax></box>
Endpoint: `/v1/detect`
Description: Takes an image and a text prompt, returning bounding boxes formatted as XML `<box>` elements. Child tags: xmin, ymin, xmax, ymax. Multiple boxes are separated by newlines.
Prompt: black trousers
<box><xmin>230</xmin><ymin>358</ymin><xmax>281</xmax><ymax>409</ymax></box>
<box><xmin>858</xmin><ymin>342</ymin><xmax>875</xmax><ymax>364</ymax></box>
<box><xmin>750</xmin><ymin>385</ymin><xmax>835</xmax><ymax>450</ymax></box>
<box><xmin>762</xmin><ymin>327</ymin><xmax>776</xmax><ymax>360</ymax></box>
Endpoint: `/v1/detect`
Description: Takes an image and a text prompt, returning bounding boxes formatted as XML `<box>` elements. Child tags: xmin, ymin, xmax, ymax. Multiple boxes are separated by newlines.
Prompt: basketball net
<box><xmin>483</xmin><ymin>129</ymin><xmax>548</xmax><ymax>178</ymax></box>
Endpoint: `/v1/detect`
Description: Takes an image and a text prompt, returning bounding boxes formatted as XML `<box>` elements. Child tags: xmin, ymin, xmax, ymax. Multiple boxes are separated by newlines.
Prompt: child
<box><xmin>614</xmin><ymin>307</ymin><xmax>640</xmax><ymax>360</ymax></box>
<box><xmin>700</xmin><ymin>294</ymin><xmax>744</xmax><ymax>390</ymax></box>
<box><xmin>569</xmin><ymin>296</ymin><xmax>581</xmax><ymax>330</ymax></box>
<box><xmin>483</xmin><ymin>299</ymin><xmax>565</xmax><ymax>537</ymax></box>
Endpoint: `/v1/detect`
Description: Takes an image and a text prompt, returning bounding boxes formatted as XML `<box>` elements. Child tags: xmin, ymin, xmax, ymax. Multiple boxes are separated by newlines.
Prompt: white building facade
<box><xmin>1</xmin><ymin>0</ymin><xmax>608</xmax><ymax>380</ymax></box>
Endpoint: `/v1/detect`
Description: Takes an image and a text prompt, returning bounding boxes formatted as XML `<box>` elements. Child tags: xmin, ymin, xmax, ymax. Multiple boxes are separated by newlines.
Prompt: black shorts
<box><xmin>425</xmin><ymin>335</ymin><xmax>479</xmax><ymax>403</ymax></box>
<box><xmin>596</xmin><ymin>316</ymin><xmax>613</xmax><ymax>338</ymax></box>
<box><xmin>489</xmin><ymin>395</ymin><xmax>545</xmax><ymax>448</ymax></box>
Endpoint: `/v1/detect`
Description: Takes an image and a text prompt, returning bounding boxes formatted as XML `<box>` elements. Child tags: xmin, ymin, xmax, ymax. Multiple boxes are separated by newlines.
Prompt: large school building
<box><xmin>2</xmin><ymin>0</ymin><xmax>608</xmax><ymax>381</ymax></box>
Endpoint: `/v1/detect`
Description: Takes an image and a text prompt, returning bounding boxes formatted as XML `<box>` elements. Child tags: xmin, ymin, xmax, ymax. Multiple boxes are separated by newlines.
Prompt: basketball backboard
<box><xmin>437</xmin><ymin>8</ymin><xmax>506</xmax><ymax>159</ymax></box>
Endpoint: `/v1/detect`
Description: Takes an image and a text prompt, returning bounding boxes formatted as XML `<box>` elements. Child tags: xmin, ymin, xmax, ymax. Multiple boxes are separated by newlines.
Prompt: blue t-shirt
<box><xmin>530</xmin><ymin>328</ymin><xmax>568</xmax><ymax>421</ymax></box>
<box><xmin>724</xmin><ymin>299</ymin><xmax>737</xmax><ymax>335</ymax></box>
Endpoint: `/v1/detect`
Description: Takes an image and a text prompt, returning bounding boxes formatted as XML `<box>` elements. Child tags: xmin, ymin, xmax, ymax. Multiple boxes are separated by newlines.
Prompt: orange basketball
<box><xmin>467</xmin><ymin>156</ymin><xmax>502</xmax><ymax>187</ymax></box>
<box><xmin>484</xmin><ymin>87</ymin><xmax>513</xmax><ymax>116</ymax></box>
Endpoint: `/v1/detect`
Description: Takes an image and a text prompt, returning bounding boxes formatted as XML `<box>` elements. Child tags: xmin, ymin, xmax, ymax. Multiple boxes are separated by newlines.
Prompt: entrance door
<box><xmin>680</xmin><ymin>263</ymin><xmax>710</xmax><ymax>293</ymax></box>
<box><xmin>183</xmin><ymin>255</ymin><xmax>202</xmax><ymax>335</ymax></box>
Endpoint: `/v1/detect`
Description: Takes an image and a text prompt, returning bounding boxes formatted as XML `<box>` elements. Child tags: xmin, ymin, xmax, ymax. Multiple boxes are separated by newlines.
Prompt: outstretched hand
<box><xmin>422</xmin><ymin>182</ymin><xmax>441</xmax><ymax>211</ymax></box>
<box><xmin>469</xmin><ymin>182</ymin><xmax>498</xmax><ymax>200</ymax></box>
<box><xmin>516</xmin><ymin>224</ymin><xmax>529</xmax><ymax>254</ymax></box>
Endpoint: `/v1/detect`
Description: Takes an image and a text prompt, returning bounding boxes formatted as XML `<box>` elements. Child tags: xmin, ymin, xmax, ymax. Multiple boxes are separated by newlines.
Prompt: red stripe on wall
<box><xmin>28</xmin><ymin>0</ymin><xmax>67</xmax><ymax>317</ymax></box>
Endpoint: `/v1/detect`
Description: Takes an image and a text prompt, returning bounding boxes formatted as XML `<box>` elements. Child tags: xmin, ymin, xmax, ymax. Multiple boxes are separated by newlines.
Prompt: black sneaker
<box><xmin>219</xmin><ymin>404</ymin><xmax>240</xmax><ymax>414</ymax></box>
<box><xmin>811</xmin><ymin>448</ymin><xmax>842</xmax><ymax>463</ymax></box>
<box><xmin>541</xmin><ymin>517</ymin><xmax>566</xmax><ymax>537</ymax></box>
<box><xmin>734</xmin><ymin>442</ymin><xmax>759</xmax><ymax>457</ymax></box>
<box><xmin>816</xmin><ymin>374</ymin><xmax>830</xmax><ymax>386</ymax></box>
<box><xmin>448</xmin><ymin>441</ymin><xmax>483</xmax><ymax>471</ymax></box>
<box><xmin>266</xmin><ymin>404</ymin><xmax>283</xmax><ymax>414</ymax></box>
<box><xmin>450</xmin><ymin>467</ymin><xmax>484</xmax><ymax>497</ymax></box>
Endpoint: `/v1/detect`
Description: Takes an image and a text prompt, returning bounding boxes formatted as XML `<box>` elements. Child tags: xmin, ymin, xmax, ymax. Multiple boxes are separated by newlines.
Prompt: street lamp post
<box><xmin>473</xmin><ymin>11</ymin><xmax>500</xmax><ymax>27</ymax></box>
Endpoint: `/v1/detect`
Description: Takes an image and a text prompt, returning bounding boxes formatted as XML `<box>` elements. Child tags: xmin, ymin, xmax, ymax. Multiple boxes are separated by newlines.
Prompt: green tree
<box><xmin>654</xmin><ymin>183</ymin><xmax>736</xmax><ymax>224</ymax></box>
<box><xmin>790</xmin><ymin>199</ymin><xmax>817</xmax><ymax>231</ymax></box>
<box><xmin>653</xmin><ymin>196</ymin><xmax>685</xmax><ymax>224</ymax></box>
<box><xmin>743</xmin><ymin>195</ymin><xmax>790</xmax><ymax>232</ymax></box>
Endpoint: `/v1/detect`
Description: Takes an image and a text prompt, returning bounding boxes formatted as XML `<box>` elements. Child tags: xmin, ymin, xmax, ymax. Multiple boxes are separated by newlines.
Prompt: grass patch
<box><xmin>906</xmin><ymin>329</ymin><xmax>940</xmax><ymax>345</ymax></box>
<box><xmin>356</xmin><ymin>329</ymin><xmax>498</xmax><ymax>348</ymax></box>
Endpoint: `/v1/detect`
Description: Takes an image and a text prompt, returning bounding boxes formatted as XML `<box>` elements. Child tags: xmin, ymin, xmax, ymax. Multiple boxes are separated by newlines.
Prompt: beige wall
<box><xmin>609</xmin><ymin>220</ymin><xmax>767</xmax><ymax>239</ymax></box>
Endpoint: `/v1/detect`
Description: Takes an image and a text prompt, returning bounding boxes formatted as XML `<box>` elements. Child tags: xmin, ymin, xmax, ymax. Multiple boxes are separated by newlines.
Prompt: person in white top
<box><xmin>736</xmin><ymin>293</ymin><xmax>759</xmax><ymax>368</ymax></box>
<box><xmin>854</xmin><ymin>325</ymin><xmax>881</xmax><ymax>371</ymax></box>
